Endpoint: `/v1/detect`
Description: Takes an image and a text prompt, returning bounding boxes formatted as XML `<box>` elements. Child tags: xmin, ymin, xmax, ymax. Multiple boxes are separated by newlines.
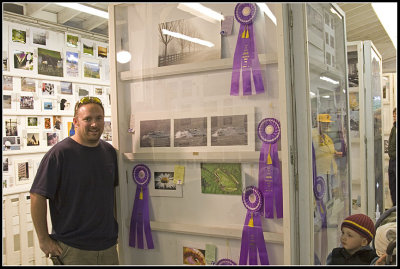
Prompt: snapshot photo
<box><xmin>20</xmin><ymin>96</ymin><xmax>34</xmax><ymax>110</ymax></box>
<box><xmin>32</xmin><ymin>29</ymin><xmax>47</xmax><ymax>46</ymax></box>
<box><xmin>3</xmin><ymin>75</ymin><xmax>13</xmax><ymax>91</ymax></box>
<box><xmin>211</xmin><ymin>115</ymin><xmax>248</xmax><ymax>146</ymax></box>
<box><xmin>66</xmin><ymin>33</ymin><xmax>79</xmax><ymax>48</ymax></box>
<box><xmin>66</xmin><ymin>51</ymin><xmax>79</xmax><ymax>77</ymax></box>
<box><xmin>83</xmin><ymin>61</ymin><xmax>100</xmax><ymax>79</ymax></box>
<box><xmin>21</xmin><ymin>77</ymin><xmax>36</xmax><ymax>92</ymax></box>
<box><xmin>174</xmin><ymin>117</ymin><xmax>207</xmax><ymax>147</ymax></box>
<box><xmin>12</xmin><ymin>29</ymin><xmax>26</xmax><ymax>44</ymax></box>
<box><xmin>14</xmin><ymin>50</ymin><xmax>34</xmax><ymax>70</ymax></box>
<box><xmin>27</xmin><ymin>132</ymin><xmax>40</xmax><ymax>146</ymax></box>
<box><xmin>38</xmin><ymin>48</ymin><xmax>63</xmax><ymax>77</ymax></box>
<box><xmin>140</xmin><ymin>119</ymin><xmax>171</xmax><ymax>148</ymax></box>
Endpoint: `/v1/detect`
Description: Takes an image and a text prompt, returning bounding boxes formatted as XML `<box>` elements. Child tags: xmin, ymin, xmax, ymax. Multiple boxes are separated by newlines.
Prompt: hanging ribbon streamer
<box><xmin>129</xmin><ymin>164</ymin><xmax>154</xmax><ymax>249</ymax></box>
<box><xmin>231</xmin><ymin>3</ymin><xmax>265</xmax><ymax>96</ymax></box>
<box><xmin>257</xmin><ymin>118</ymin><xmax>283</xmax><ymax>219</ymax></box>
<box><xmin>239</xmin><ymin>186</ymin><xmax>269</xmax><ymax>265</ymax></box>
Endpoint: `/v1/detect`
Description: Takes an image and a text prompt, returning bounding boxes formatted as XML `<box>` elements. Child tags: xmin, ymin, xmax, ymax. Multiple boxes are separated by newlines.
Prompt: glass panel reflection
<box><xmin>306</xmin><ymin>3</ymin><xmax>350</xmax><ymax>265</ymax></box>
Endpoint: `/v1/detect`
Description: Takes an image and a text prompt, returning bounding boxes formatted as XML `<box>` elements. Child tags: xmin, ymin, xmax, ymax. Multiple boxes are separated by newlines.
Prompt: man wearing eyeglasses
<box><xmin>30</xmin><ymin>97</ymin><xmax>119</xmax><ymax>265</ymax></box>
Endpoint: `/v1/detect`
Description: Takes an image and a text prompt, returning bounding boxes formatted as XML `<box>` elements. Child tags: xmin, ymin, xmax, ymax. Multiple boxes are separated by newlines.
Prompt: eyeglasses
<box><xmin>74</xmin><ymin>96</ymin><xmax>104</xmax><ymax>116</ymax></box>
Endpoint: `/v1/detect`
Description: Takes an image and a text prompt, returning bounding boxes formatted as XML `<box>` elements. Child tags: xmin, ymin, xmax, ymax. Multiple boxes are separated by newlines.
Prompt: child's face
<box><xmin>340</xmin><ymin>227</ymin><xmax>368</xmax><ymax>255</ymax></box>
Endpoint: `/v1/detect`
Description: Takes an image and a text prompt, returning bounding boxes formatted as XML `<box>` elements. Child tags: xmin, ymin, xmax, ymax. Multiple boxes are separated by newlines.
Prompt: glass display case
<box><xmin>290</xmin><ymin>3</ymin><xmax>351</xmax><ymax>265</ymax></box>
<box><xmin>347</xmin><ymin>41</ymin><xmax>384</xmax><ymax>217</ymax></box>
<box><xmin>109</xmin><ymin>3</ymin><xmax>294</xmax><ymax>265</ymax></box>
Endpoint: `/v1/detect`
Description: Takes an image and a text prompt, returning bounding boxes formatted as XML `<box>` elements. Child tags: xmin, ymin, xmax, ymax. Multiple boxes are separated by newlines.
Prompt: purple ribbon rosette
<box><xmin>257</xmin><ymin>118</ymin><xmax>283</xmax><ymax>219</ymax></box>
<box><xmin>231</xmin><ymin>3</ymin><xmax>265</xmax><ymax>96</ymax></box>
<box><xmin>239</xmin><ymin>186</ymin><xmax>269</xmax><ymax>265</ymax></box>
<box><xmin>215</xmin><ymin>258</ymin><xmax>237</xmax><ymax>265</ymax></box>
<box><xmin>312</xmin><ymin>144</ymin><xmax>327</xmax><ymax>228</ymax></box>
<box><xmin>129</xmin><ymin>164</ymin><xmax>154</xmax><ymax>249</ymax></box>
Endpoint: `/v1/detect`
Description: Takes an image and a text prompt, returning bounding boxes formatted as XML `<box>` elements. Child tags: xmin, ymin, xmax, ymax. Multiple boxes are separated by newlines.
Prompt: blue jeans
<box><xmin>388</xmin><ymin>159</ymin><xmax>396</xmax><ymax>206</ymax></box>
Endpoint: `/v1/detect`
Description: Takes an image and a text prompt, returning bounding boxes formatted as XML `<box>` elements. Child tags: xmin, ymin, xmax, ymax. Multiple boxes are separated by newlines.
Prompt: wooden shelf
<box><xmin>122</xmin><ymin>151</ymin><xmax>278</xmax><ymax>163</ymax></box>
<box><xmin>119</xmin><ymin>53</ymin><xmax>278</xmax><ymax>82</ymax></box>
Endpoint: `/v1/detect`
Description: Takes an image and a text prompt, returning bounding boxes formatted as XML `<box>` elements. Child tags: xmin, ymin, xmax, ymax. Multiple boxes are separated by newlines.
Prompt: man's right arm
<box><xmin>30</xmin><ymin>192</ymin><xmax>62</xmax><ymax>257</ymax></box>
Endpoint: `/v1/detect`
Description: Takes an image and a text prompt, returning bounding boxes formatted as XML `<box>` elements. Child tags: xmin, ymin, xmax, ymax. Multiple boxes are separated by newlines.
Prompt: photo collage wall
<box><xmin>2</xmin><ymin>21</ymin><xmax>111</xmax><ymax>190</ymax></box>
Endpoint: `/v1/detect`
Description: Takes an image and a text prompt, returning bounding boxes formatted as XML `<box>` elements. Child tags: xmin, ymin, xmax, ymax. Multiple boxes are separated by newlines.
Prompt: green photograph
<box><xmin>12</xmin><ymin>29</ymin><xmax>26</xmax><ymax>44</ymax></box>
<box><xmin>38</xmin><ymin>48</ymin><xmax>63</xmax><ymax>77</ymax></box>
<box><xmin>200</xmin><ymin>163</ymin><xmax>242</xmax><ymax>195</ymax></box>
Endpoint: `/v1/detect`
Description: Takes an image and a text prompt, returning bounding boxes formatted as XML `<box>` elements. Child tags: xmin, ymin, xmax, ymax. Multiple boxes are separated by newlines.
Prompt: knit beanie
<box><xmin>341</xmin><ymin>214</ymin><xmax>376</xmax><ymax>244</ymax></box>
<box><xmin>375</xmin><ymin>222</ymin><xmax>397</xmax><ymax>257</ymax></box>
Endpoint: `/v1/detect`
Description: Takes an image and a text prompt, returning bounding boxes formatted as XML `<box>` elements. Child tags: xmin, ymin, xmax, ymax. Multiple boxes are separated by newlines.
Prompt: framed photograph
<box><xmin>97</xmin><ymin>45</ymin><xmax>108</xmax><ymax>59</ymax></box>
<box><xmin>27</xmin><ymin>132</ymin><xmax>40</xmax><ymax>146</ymax></box>
<box><xmin>66</xmin><ymin>51</ymin><xmax>79</xmax><ymax>78</ymax></box>
<box><xmin>177</xmin><ymin>240</ymin><xmax>208</xmax><ymax>265</ymax></box>
<box><xmin>83</xmin><ymin>61</ymin><xmax>100</xmax><ymax>79</ymax></box>
<box><xmin>13</xmin><ymin>50</ymin><xmax>34</xmax><ymax>70</ymax></box>
<box><xmin>3</xmin><ymin>75</ymin><xmax>14</xmax><ymax>91</ymax></box>
<box><xmin>140</xmin><ymin>119</ymin><xmax>171</xmax><ymax>148</ymax></box>
<box><xmin>347</xmin><ymin>51</ymin><xmax>359</xmax><ymax>88</ymax></box>
<box><xmin>3</xmin><ymin>157</ymin><xmax>9</xmax><ymax>173</ymax></box>
<box><xmin>82</xmin><ymin>40</ymin><xmax>95</xmax><ymax>56</ymax></box>
<box><xmin>200</xmin><ymin>163</ymin><xmax>243</xmax><ymax>195</ymax></box>
<box><xmin>382</xmin><ymin>76</ymin><xmax>390</xmax><ymax>104</ymax></box>
<box><xmin>133</xmin><ymin>107</ymin><xmax>255</xmax><ymax>154</ymax></box>
<box><xmin>38</xmin><ymin>48</ymin><xmax>63</xmax><ymax>77</ymax></box>
<box><xmin>174</xmin><ymin>117</ymin><xmax>207</xmax><ymax>147</ymax></box>
<box><xmin>41</xmin><ymin>81</ymin><xmax>56</xmax><ymax>97</ymax></box>
<box><xmin>3</xmin><ymin>51</ymin><xmax>9</xmax><ymax>71</ymax></box>
<box><xmin>3</xmin><ymin>136</ymin><xmax>21</xmax><ymax>151</ymax></box>
<box><xmin>43</xmin><ymin>117</ymin><xmax>53</xmax><ymax>130</ymax></box>
<box><xmin>15</xmin><ymin>160</ymin><xmax>33</xmax><ymax>185</ymax></box>
<box><xmin>4</xmin><ymin>117</ymin><xmax>19</xmax><ymax>137</ymax></box>
<box><xmin>19</xmin><ymin>95</ymin><xmax>35</xmax><ymax>110</ymax></box>
<box><xmin>94</xmin><ymin>86</ymin><xmax>104</xmax><ymax>95</ymax></box>
<box><xmin>46</xmin><ymin>132</ymin><xmax>60</xmax><ymax>147</ymax></box>
<box><xmin>3</xmin><ymin>94</ymin><xmax>13</xmax><ymax>110</ymax></box>
<box><xmin>42</xmin><ymin>99</ymin><xmax>54</xmax><ymax>111</ymax></box>
<box><xmin>21</xmin><ymin>77</ymin><xmax>36</xmax><ymax>92</ymax></box>
<box><xmin>11</xmin><ymin>28</ymin><xmax>27</xmax><ymax>44</ymax></box>
<box><xmin>60</xmin><ymin>81</ymin><xmax>73</xmax><ymax>95</ymax></box>
<box><xmin>58</xmin><ymin>96</ymin><xmax>74</xmax><ymax>112</ymax></box>
<box><xmin>63</xmin><ymin>117</ymin><xmax>75</xmax><ymax>137</ymax></box>
<box><xmin>26</xmin><ymin>116</ymin><xmax>39</xmax><ymax>128</ymax></box>
<box><xmin>53</xmin><ymin>116</ymin><xmax>62</xmax><ymax>131</ymax></box>
<box><xmin>149</xmin><ymin>167</ymin><xmax>183</xmax><ymax>197</ymax></box>
<box><xmin>66</xmin><ymin>33</ymin><xmax>79</xmax><ymax>48</ymax></box>
<box><xmin>31</xmin><ymin>29</ymin><xmax>47</xmax><ymax>46</ymax></box>
<box><xmin>101</xmin><ymin>120</ymin><xmax>112</xmax><ymax>142</ymax></box>
<box><xmin>158</xmin><ymin>17</ymin><xmax>221</xmax><ymax>67</ymax></box>
<box><xmin>76</xmin><ymin>84</ymin><xmax>93</xmax><ymax>97</ymax></box>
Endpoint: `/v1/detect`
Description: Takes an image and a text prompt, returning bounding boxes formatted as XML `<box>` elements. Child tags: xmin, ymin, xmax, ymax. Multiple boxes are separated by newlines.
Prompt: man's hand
<box><xmin>375</xmin><ymin>254</ymin><xmax>387</xmax><ymax>265</ymax></box>
<box><xmin>39</xmin><ymin>236</ymin><xmax>63</xmax><ymax>258</ymax></box>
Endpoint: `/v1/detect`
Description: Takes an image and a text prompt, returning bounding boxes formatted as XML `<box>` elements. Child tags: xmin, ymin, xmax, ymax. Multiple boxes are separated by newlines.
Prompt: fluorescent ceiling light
<box><xmin>257</xmin><ymin>3</ymin><xmax>277</xmax><ymax>25</ymax></box>
<box><xmin>162</xmin><ymin>29</ymin><xmax>214</xmax><ymax>48</ymax></box>
<box><xmin>372</xmin><ymin>3</ymin><xmax>397</xmax><ymax>49</ymax></box>
<box><xmin>56</xmin><ymin>3</ymin><xmax>109</xmax><ymax>19</ymax></box>
<box><xmin>320</xmin><ymin>76</ymin><xmax>339</xmax><ymax>85</ymax></box>
<box><xmin>177</xmin><ymin>3</ymin><xmax>224</xmax><ymax>23</ymax></box>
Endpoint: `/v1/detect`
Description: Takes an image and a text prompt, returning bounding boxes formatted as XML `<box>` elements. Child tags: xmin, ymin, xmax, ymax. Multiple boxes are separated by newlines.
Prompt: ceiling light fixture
<box><xmin>257</xmin><ymin>3</ymin><xmax>277</xmax><ymax>25</ymax></box>
<box><xmin>372</xmin><ymin>3</ymin><xmax>397</xmax><ymax>49</ymax></box>
<box><xmin>55</xmin><ymin>3</ymin><xmax>109</xmax><ymax>19</ymax></box>
<box><xmin>162</xmin><ymin>29</ymin><xmax>214</xmax><ymax>48</ymax></box>
<box><xmin>320</xmin><ymin>76</ymin><xmax>339</xmax><ymax>85</ymax></box>
<box><xmin>177</xmin><ymin>3</ymin><xmax>224</xmax><ymax>23</ymax></box>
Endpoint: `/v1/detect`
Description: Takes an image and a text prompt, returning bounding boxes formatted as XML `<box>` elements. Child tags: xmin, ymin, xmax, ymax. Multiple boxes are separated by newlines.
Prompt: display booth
<box><xmin>109</xmin><ymin>3</ymin><xmax>351</xmax><ymax>265</ymax></box>
<box><xmin>347</xmin><ymin>41</ymin><xmax>384</xmax><ymax>217</ymax></box>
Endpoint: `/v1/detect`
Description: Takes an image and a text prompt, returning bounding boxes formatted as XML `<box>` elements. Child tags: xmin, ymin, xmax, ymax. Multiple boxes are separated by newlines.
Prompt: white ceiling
<box><xmin>3</xmin><ymin>3</ymin><xmax>396</xmax><ymax>72</ymax></box>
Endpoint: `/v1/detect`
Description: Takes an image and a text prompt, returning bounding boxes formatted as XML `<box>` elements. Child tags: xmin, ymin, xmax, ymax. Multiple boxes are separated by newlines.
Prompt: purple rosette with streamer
<box><xmin>129</xmin><ymin>164</ymin><xmax>154</xmax><ymax>249</ymax></box>
<box><xmin>231</xmin><ymin>3</ymin><xmax>265</xmax><ymax>96</ymax></box>
<box><xmin>215</xmin><ymin>258</ymin><xmax>237</xmax><ymax>265</ymax></box>
<box><xmin>257</xmin><ymin>118</ymin><xmax>283</xmax><ymax>219</ymax></box>
<box><xmin>239</xmin><ymin>186</ymin><xmax>269</xmax><ymax>265</ymax></box>
<box><xmin>312</xmin><ymin>144</ymin><xmax>327</xmax><ymax>228</ymax></box>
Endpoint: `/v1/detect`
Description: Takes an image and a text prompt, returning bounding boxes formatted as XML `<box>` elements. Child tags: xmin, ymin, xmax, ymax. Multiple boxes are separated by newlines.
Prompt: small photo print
<box><xmin>83</xmin><ymin>41</ymin><xmax>94</xmax><ymax>56</ymax></box>
<box><xmin>46</xmin><ymin>132</ymin><xmax>59</xmax><ymax>146</ymax></box>
<box><xmin>43</xmin><ymin>100</ymin><xmax>53</xmax><ymax>111</ymax></box>
<box><xmin>183</xmin><ymin>247</ymin><xmax>206</xmax><ymax>265</ymax></box>
<box><xmin>38</xmin><ymin>48</ymin><xmax>63</xmax><ymax>77</ymax></box>
<box><xmin>140</xmin><ymin>119</ymin><xmax>171</xmax><ymax>148</ymax></box>
<box><xmin>27</xmin><ymin>133</ymin><xmax>40</xmax><ymax>146</ymax></box>
<box><xmin>44</xmin><ymin>117</ymin><xmax>52</xmax><ymax>129</ymax></box>
<box><xmin>3</xmin><ymin>157</ymin><xmax>9</xmax><ymax>172</ymax></box>
<box><xmin>60</xmin><ymin>81</ymin><xmax>73</xmax><ymax>95</ymax></box>
<box><xmin>97</xmin><ymin>45</ymin><xmax>108</xmax><ymax>58</ymax></box>
<box><xmin>211</xmin><ymin>115</ymin><xmax>248</xmax><ymax>146</ymax></box>
<box><xmin>42</xmin><ymin>82</ymin><xmax>55</xmax><ymax>96</ymax></box>
<box><xmin>94</xmin><ymin>87</ymin><xmax>103</xmax><ymax>95</ymax></box>
<box><xmin>67</xmin><ymin>121</ymin><xmax>75</xmax><ymax>137</ymax></box>
<box><xmin>3</xmin><ymin>75</ymin><xmax>13</xmax><ymax>91</ymax></box>
<box><xmin>102</xmin><ymin>121</ymin><xmax>112</xmax><ymax>141</ymax></box>
<box><xmin>53</xmin><ymin>116</ymin><xmax>62</xmax><ymax>130</ymax></box>
<box><xmin>3</xmin><ymin>136</ymin><xmax>21</xmax><ymax>151</ymax></box>
<box><xmin>3</xmin><ymin>95</ymin><xmax>12</xmax><ymax>109</ymax></box>
<box><xmin>16</xmin><ymin>161</ymin><xmax>30</xmax><ymax>184</ymax></box>
<box><xmin>14</xmin><ymin>50</ymin><xmax>34</xmax><ymax>70</ymax></box>
<box><xmin>27</xmin><ymin>116</ymin><xmax>39</xmax><ymax>127</ymax></box>
<box><xmin>21</xmin><ymin>77</ymin><xmax>36</xmax><ymax>92</ymax></box>
<box><xmin>154</xmin><ymin>172</ymin><xmax>176</xmax><ymax>190</ymax></box>
<box><xmin>12</xmin><ymin>29</ymin><xmax>26</xmax><ymax>44</ymax></box>
<box><xmin>59</xmin><ymin>98</ymin><xmax>73</xmax><ymax>111</ymax></box>
<box><xmin>83</xmin><ymin>62</ymin><xmax>100</xmax><ymax>79</ymax></box>
<box><xmin>66</xmin><ymin>51</ymin><xmax>79</xmax><ymax>77</ymax></box>
<box><xmin>78</xmin><ymin>85</ymin><xmax>91</xmax><ymax>97</ymax></box>
<box><xmin>4</xmin><ymin>118</ymin><xmax>18</xmax><ymax>136</ymax></box>
<box><xmin>32</xmin><ymin>29</ymin><xmax>47</xmax><ymax>46</ymax></box>
<box><xmin>174</xmin><ymin>117</ymin><xmax>207</xmax><ymax>147</ymax></box>
<box><xmin>200</xmin><ymin>163</ymin><xmax>242</xmax><ymax>195</ymax></box>
<box><xmin>66</xmin><ymin>33</ymin><xmax>79</xmax><ymax>48</ymax></box>
<box><xmin>20</xmin><ymin>96</ymin><xmax>34</xmax><ymax>110</ymax></box>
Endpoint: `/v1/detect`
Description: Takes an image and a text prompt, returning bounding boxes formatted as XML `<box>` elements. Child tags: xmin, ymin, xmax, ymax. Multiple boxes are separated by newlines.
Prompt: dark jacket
<box><xmin>388</xmin><ymin>122</ymin><xmax>396</xmax><ymax>160</ymax></box>
<box><xmin>326</xmin><ymin>246</ymin><xmax>378</xmax><ymax>265</ymax></box>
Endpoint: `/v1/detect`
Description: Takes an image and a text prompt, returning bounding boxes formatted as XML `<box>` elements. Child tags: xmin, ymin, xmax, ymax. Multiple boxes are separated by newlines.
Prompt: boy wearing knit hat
<box><xmin>326</xmin><ymin>214</ymin><xmax>378</xmax><ymax>265</ymax></box>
